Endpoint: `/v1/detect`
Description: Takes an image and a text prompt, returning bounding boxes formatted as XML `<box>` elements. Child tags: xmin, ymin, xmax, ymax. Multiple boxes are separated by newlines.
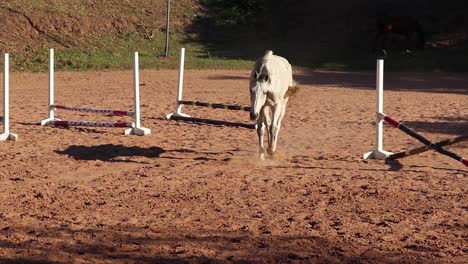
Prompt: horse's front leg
<box><xmin>256</xmin><ymin>108</ymin><xmax>266</xmax><ymax>160</ymax></box>
<box><xmin>268</xmin><ymin>102</ymin><xmax>282</xmax><ymax>156</ymax></box>
<box><xmin>268</xmin><ymin>99</ymin><xmax>288</xmax><ymax>157</ymax></box>
<box><xmin>256</xmin><ymin>106</ymin><xmax>271</xmax><ymax>160</ymax></box>
<box><xmin>257</xmin><ymin>124</ymin><xmax>266</xmax><ymax>160</ymax></box>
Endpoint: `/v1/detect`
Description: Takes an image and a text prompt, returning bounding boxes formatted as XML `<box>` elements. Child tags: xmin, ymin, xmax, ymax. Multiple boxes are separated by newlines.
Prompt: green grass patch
<box><xmin>9</xmin><ymin>30</ymin><xmax>468</xmax><ymax>73</ymax></box>
<box><xmin>11</xmin><ymin>32</ymin><xmax>255</xmax><ymax>72</ymax></box>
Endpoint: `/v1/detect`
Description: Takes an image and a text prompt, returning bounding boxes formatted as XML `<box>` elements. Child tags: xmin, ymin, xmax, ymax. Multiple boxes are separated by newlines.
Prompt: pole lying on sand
<box><xmin>169</xmin><ymin>115</ymin><xmax>256</xmax><ymax>129</ymax></box>
<box><xmin>379</xmin><ymin>113</ymin><xmax>468</xmax><ymax>167</ymax></box>
<box><xmin>388</xmin><ymin>134</ymin><xmax>468</xmax><ymax>160</ymax></box>
<box><xmin>52</xmin><ymin>105</ymin><xmax>134</xmax><ymax>117</ymax></box>
<box><xmin>178</xmin><ymin>100</ymin><xmax>251</xmax><ymax>112</ymax></box>
<box><xmin>49</xmin><ymin>120</ymin><xmax>133</xmax><ymax>128</ymax></box>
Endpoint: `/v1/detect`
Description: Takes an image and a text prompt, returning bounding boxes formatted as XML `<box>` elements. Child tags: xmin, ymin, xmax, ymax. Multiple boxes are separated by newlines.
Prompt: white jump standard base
<box><xmin>41</xmin><ymin>49</ymin><xmax>150</xmax><ymax>136</ymax></box>
<box><xmin>1</xmin><ymin>53</ymin><xmax>18</xmax><ymax>141</ymax></box>
<box><xmin>125</xmin><ymin>126</ymin><xmax>151</xmax><ymax>136</ymax></box>
<box><xmin>0</xmin><ymin>133</ymin><xmax>17</xmax><ymax>141</ymax></box>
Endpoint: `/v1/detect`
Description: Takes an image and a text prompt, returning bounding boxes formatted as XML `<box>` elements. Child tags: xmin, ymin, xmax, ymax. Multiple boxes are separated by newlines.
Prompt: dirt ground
<box><xmin>0</xmin><ymin>68</ymin><xmax>467</xmax><ymax>263</ymax></box>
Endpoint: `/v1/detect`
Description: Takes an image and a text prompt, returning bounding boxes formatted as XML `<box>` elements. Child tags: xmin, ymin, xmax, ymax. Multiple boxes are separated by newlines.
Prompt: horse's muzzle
<box><xmin>250</xmin><ymin>112</ymin><xmax>258</xmax><ymax>121</ymax></box>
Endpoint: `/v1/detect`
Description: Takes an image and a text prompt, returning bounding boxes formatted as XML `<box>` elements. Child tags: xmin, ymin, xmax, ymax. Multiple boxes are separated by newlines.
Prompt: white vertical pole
<box><xmin>133</xmin><ymin>52</ymin><xmax>141</xmax><ymax>128</ymax></box>
<box><xmin>41</xmin><ymin>49</ymin><xmax>55</xmax><ymax>125</ymax></box>
<box><xmin>125</xmin><ymin>52</ymin><xmax>150</xmax><ymax>136</ymax></box>
<box><xmin>48</xmin><ymin>48</ymin><xmax>54</xmax><ymax>120</ymax></box>
<box><xmin>1</xmin><ymin>53</ymin><xmax>18</xmax><ymax>141</ymax></box>
<box><xmin>376</xmin><ymin>59</ymin><xmax>384</xmax><ymax>151</ymax></box>
<box><xmin>3</xmin><ymin>53</ymin><xmax>9</xmax><ymax>134</ymax></box>
<box><xmin>363</xmin><ymin>58</ymin><xmax>392</xmax><ymax>159</ymax></box>
<box><xmin>164</xmin><ymin>0</ymin><xmax>171</xmax><ymax>57</ymax></box>
<box><xmin>165</xmin><ymin>47</ymin><xmax>189</xmax><ymax>119</ymax></box>
<box><xmin>175</xmin><ymin>47</ymin><xmax>185</xmax><ymax>115</ymax></box>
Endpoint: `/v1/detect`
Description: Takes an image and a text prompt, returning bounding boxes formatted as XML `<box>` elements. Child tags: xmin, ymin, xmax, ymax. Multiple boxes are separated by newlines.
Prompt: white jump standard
<box><xmin>41</xmin><ymin>49</ymin><xmax>150</xmax><ymax>136</ymax></box>
<box><xmin>1</xmin><ymin>53</ymin><xmax>18</xmax><ymax>141</ymax></box>
<box><xmin>166</xmin><ymin>48</ymin><xmax>255</xmax><ymax>129</ymax></box>
<box><xmin>363</xmin><ymin>59</ymin><xmax>393</xmax><ymax>160</ymax></box>
<box><xmin>364</xmin><ymin>58</ymin><xmax>468</xmax><ymax>167</ymax></box>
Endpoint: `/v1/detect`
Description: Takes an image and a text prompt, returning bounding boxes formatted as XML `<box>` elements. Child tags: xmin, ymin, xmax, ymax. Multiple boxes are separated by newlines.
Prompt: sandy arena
<box><xmin>0</xmin><ymin>68</ymin><xmax>467</xmax><ymax>263</ymax></box>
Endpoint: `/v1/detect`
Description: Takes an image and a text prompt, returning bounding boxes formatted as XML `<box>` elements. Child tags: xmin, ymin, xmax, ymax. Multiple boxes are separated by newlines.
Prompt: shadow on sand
<box><xmin>55</xmin><ymin>144</ymin><xmax>165</xmax><ymax>162</ymax></box>
<box><xmin>293</xmin><ymin>71</ymin><xmax>468</xmax><ymax>95</ymax></box>
<box><xmin>0</xmin><ymin>224</ymin><xmax>450</xmax><ymax>263</ymax></box>
<box><xmin>207</xmin><ymin>71</ymin><xmax>468</xmax><ymax>95</ymax></box>
<box><xmin>55</xmin><ymin>144</ymin><xmax>231</xmax><ymax>162</ymax></box>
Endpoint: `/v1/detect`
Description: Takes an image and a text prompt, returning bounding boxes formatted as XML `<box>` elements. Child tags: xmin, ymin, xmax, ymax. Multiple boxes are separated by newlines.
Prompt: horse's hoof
<box><xmin>259</xmin><ymin>153</ymin><xmax>265</xmax><ymax>161</ymax></box>
<box><xmin>270</xmin><ymin>152</ymin><xmax>277</xmax><ymax>160</ymax></box>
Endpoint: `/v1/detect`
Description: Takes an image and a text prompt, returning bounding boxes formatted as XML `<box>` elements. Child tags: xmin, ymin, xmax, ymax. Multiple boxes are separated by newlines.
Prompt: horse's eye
<box><xmin>256</xmin><ymin>74</ymin><xmax>269</xmax><ymax>82</ymax></box>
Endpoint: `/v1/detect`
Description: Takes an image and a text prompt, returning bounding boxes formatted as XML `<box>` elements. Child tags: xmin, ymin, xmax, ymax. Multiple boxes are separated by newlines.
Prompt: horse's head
<box><xmin>249</xmin><ymin>67</ymin><xmax>270</xmax><ymax>120</ymax></box>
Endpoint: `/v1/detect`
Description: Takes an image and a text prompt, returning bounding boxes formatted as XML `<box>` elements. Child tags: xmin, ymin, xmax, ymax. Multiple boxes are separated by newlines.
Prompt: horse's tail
<box><xmin>285</xmin><ymin>80</ymin><xmax>300</xmax><ymax>98</ymax></box>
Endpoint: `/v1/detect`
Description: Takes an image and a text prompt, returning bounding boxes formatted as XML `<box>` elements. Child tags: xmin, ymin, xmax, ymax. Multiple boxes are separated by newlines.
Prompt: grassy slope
<box><xmin>0</xmin><ymin>0</ymin><xmax>467</xmax><ymax>72</ymax></box>
<box><xmin>0</xmin><ymin>0</ymin><xmax>254</xmax><ymax>71</ymax></box>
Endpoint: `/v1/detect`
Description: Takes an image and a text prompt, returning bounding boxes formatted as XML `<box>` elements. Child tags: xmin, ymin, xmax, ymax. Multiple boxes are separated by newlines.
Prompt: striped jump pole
<box><xmin>48</xmin><ymin>120</ymin><xmax>133</xmax><ymax>128</ymax></box>
<box><xmin>178</xmin><ymin>100</ymin><xmax>251</xmax><ymax>112</ymax></box>
<box><xmin>388</xmin><ymin>134</ymin><xmax>468</xmax><ymax>160</ymax></box>
<box><xmin>166</xmin><ymin>47</ymin><xmax>255</xmax><ymax>129</ymax></box>
<box><xmin>380</xmin><ymin>113</ymin><xmax>468</xmax><ymax>167</ymax></box>
<box><xmin>0</xmin><ymin>53</ymin><xmax>18</xmax><ymax>141</ymax></box>
<box><xmin>40</xmin><ymin>49</ymin><xmax>150</xmax><ymax>136</ymax></box>
<box><xmin>363</xmin><ymin>58</ymin><xmax>393</xmax><ymax>159</ymax></box>
<box><xmin>52</xmin><ymin>105</ymin><xmax>134</xmax><ymax>117</ymax></box>
<box><xmin>170</xmin><ymin>115</ymin><xmax>256</xmax><ymax>129</ymax></box>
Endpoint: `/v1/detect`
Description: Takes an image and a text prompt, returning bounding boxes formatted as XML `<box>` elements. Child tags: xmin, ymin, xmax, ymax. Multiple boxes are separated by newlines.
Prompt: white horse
<box><xmin>249</xmin><ymin>50</ymin><xmax>294</xmax><ymax>160</ymax></box>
